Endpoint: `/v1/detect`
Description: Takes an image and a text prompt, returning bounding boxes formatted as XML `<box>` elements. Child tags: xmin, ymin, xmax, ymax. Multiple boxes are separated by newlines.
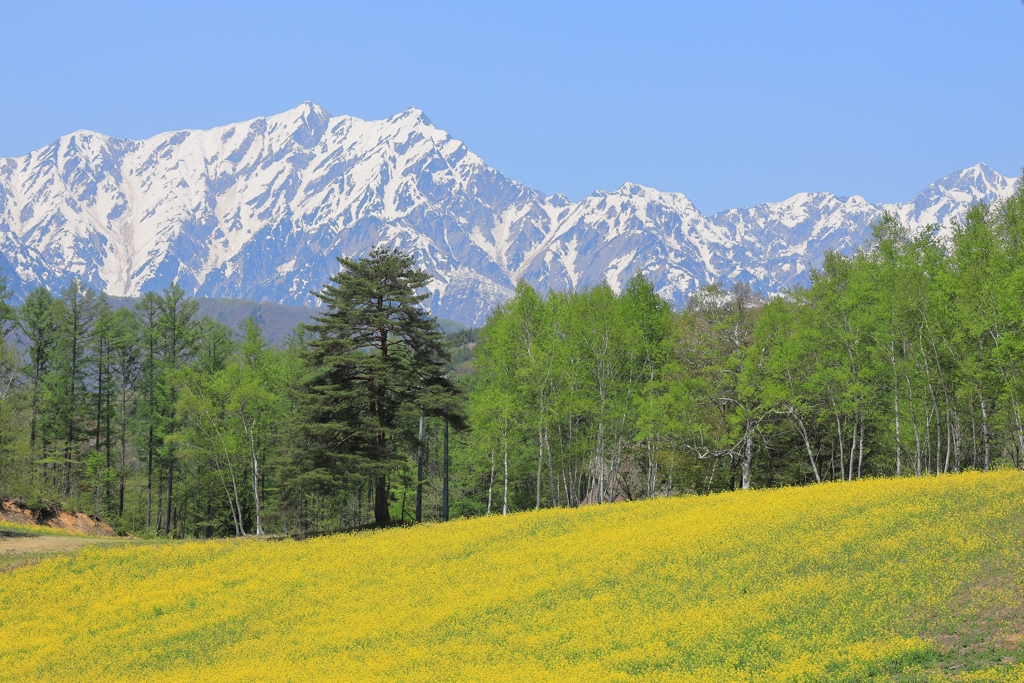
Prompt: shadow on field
<box><xmin>0</xmin><ymin>528</ymin><xmax>38</xmax><ymax>539</ymax></box>
<box><xmin>278</xmin><ymin>519</ymin><xmax>417</xmax><ymax>542</ymax></box>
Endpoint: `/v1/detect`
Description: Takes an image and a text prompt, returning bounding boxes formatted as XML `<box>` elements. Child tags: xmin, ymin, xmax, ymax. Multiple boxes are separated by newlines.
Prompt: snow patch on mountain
<box><xmin>0</xmin><ymin>104</ymin><xmax>1018</xmax><ymax>325</ymax></box>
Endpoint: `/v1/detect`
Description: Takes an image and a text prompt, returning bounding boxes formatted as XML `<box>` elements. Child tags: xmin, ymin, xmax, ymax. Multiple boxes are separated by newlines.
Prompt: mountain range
<box><xmin>0</xmin><ymin>103</ymin><xmax>1018</xmax><ymax>325</ymax></box>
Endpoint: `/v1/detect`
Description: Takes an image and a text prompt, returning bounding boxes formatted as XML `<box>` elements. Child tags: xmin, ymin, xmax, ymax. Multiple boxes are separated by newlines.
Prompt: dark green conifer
<box><xmin>304</xmin><ymin>246</ymin><xmax>459</xmax><ymax>526</ymax></box>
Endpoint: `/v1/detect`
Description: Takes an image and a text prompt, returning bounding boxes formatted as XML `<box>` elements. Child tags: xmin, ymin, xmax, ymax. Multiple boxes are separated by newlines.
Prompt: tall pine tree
<box><xmin>304</xmin><ymin>247</ymin><xmax>459</xmax><ymax>526</ymax></box>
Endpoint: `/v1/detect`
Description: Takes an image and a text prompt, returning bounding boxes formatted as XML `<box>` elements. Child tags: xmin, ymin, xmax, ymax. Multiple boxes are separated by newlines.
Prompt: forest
<box><xmin>0</xmin><ymin>181</ymin><xmax>1022</xmax><ymax>537</ymax></box>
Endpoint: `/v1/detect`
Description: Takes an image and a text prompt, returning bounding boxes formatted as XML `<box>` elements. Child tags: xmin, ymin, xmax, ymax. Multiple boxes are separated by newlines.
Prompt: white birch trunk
<box><xmin>502</xmin><ymin>417</ymin><xmax>509</xmax><ymax>515</ymax></box>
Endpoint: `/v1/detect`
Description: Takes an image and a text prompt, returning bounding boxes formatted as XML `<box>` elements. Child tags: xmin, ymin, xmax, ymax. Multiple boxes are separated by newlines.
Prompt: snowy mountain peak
<box><xmin>0</xmin><ymin>104</ymin><xmax>1018</xmax><ymax>325</ymax></box>
<box><xmin>934</xmin><ymin>162</ymin><xmax>1016</xmax><ymax>197</ymax></box>
<box><xmin>391</xmin><ymin>106</ymin><xmax>432</xmax><ymax>125</ymax></box>
<box><xmin>613</xmin><ymin>182</ymin><xmax>665</xmax><ymax>199</ymax></box>
<box><xmin>299</xmin><ymin>100</ymin><xmax>332</xmax><ymax>118</ymax></box>
<box><xmin>895</xmin><ymin>163</ymin><xmax>1018</xmax><ymax>230</ymax></box>
<box><xmin>265</xmin><ymin>100</ymin><xmax>332</xmax><ymax>123</ymax></box>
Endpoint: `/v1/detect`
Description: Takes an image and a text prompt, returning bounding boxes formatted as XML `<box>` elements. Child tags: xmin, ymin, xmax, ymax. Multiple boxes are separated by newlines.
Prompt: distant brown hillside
<box><xmin>107</xmin><ymin>295</ymin><xmax>312</xmax><ymax>345</ymax></box>
<box><xmin>107</xmin><ymin>296</ymin><xmax>466</xmax><ymax>346</ymax></box>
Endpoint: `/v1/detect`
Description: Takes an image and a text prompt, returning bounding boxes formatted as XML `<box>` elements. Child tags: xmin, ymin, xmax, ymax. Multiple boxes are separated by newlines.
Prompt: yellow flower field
<box><xmin>3</xmin><ymin>472</ymin><xmax>1024</xmax><ymax>682</ymax></box>
<box><xmin>0</xmin><ymin>519</ymin><xmax>89</xmax><ymax>537</ymax></box>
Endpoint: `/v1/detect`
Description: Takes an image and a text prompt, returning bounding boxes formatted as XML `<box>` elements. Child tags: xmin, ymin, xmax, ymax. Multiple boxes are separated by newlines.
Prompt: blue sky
<box><xmin>1</xmin><ymin>1</ymin><xmax>1021</xmax><ymax>213</ymax></box>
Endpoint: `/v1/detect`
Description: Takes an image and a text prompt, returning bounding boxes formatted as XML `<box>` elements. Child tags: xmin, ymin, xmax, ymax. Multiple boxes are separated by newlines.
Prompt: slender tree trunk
<box><xmin>96</xmin><ymin>350</ymin><xmax>103</xmax><ymax>455</ymax></box>
<box><xmin>969</xmin><ymin>401</ymin><xmax>979</xmax><ymax>469</ymax></box>
<box><xmin>1013</xmin><ymin>403</ymin><xmax>1024</xmax><ymax>470</ymax></box>
<box><xmin>502</xmin><ymin>418</ymin><xmax>509</xmax><ymax>515</ymax></box>
<box><xmin>791</xmin><ymin>410</ymin><xmax>821</xmax><ymax>484</ymax></box>
<box><xmin>147</xmin><ymin>426</ymin><xmax>154</xmax><ymax>528</ymax></box>
<box><xmin>918</xmin><ymin>330</ymin><xmax>937</xmax><ymax>477</ymax></box>
<box><xmin>944</xmin><ymin>413</ymin><xmax>953</xmax><ymax>474</ymax></box>
<box><xmin>706</xmin><ymin>455</ymin><xmax>718</xmax><ymax>494</ymax></box>
<box><xmin>205</xmin><ymin>495</ymin><xmax>213</xmax><ymax>539</ymax></box>
<box><xmin>596</xmin><ymin>421</ymin><xmax>605</xmax><ymax>504</ymax></box>
<box><xmin>251</xmin><ymin>453</ymin><xmax>262</xmax><ymax>535</ymax></box>
<box><xmin>740</xmin><ymin>422</ymin><xmax>754</xmax><ymax>490</ymax></box>
<box><xmin>893</xmin><ymin>350</ymin><xmax>902</xmax><ymax>476</ymax></box>
<box><xmin>486</xmin><ymin>450</ymin><xmax>495</xmax><ymax>516</ymax></box>
<box><xmin>65</xmin><ymin>317</ymin><xmax>78</xmax><ymax>498</ymax></box>
<box><xmin>156</xmin><ymin>472</ymin><xmax>164</xmax><ymax>535</ymax></box>
<box><xmin>241</xmin><ymin>412</ymin><xmax>263</xmax><ymax>535</ymax></box>
<box><xmin>29</xmin><ymin>367</ymin><xmax>38</xmax><ymax>454</ymax></box>
<box><xmin>442</xmin><ymin>410</ymin><xmax>449</xmax><ymax>521</ymax></box>
<box><xmin>833</xmin><ymin>407</ymin><xmax>846</xmax><ymax>481</ymax></box>
<box><xmin>117</xmin><ymin>388</ymin><xmax>126</xmax><ymax>516</ymax></box>
<box><xmin>536</xmin><ymin>426</ymin><xmax>543</xmax><ymax>510</ymax></box>
<box><xmin>105</xmin><ymin>385</ymin><xmax>112</xmax><ymax>496</ymax></box>
<box><xmin>647</xmin><ymin>443</ymin><xmax>658</xmax><ymax>497</ymax></box>
<box><xmin>374</xmin><ymin>474</ymin><xmax>390</xmax><ymax>526</ymax></box>
<box><xmin>980</xmin><ymin>393</ymin><xmax>992</xmax><ymax>471</ymax></box>
<box><xmin>857</xmin><ymin>416</ymin><xmax>864</xmax><ymax>479</ymax></box>
<box><xmin>905</xmin><ymin>372</ymin><xmax>922</xmax><ymax>476</ymax></box>
<box><xmin>165</xmin><ymin>459</ymin><xmax>174</xmax><ymax>537</ymax></box>
<box><xmin>415</xmin><ymin>410</ymin><xmax>424</xmax><ymax>523</ymax></box>
<box><xmin>546</xmin><ymin>427</ymin><xmax>557</xmax><ymax>507</ymax></box>
<box><xmin>227</xmin><ymin>461</ymin><xmax>245</xmax><ymax>536</ymax></box>
<box><xmin>848</xmin><ymin>412</ymin><xmax>857</xmax><ymax>482</ymax></box>
<box><xmin>923</xmin><ymin>401</ymin><xmax>933</xmax><ymax>476</ymax></box>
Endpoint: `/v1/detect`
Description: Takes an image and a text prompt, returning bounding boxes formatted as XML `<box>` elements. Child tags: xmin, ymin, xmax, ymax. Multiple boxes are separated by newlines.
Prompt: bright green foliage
<box><xmin>0</xmin><ymin>280</ymin><xmax>292</xmax><ymax>537</ymax></box>
<box><xmin>457</xmin><ymin>179</ymin><xmax>1024</xmax><ymax>510</ymax></box>
<box><xmin>0</xmin><ymin>273</ymin><xmax>16</xmax><ymax>337</ymax></box>
<box><xmin>465</xmin><ymin>274</ymin><xmax>675</xmax><ymax>512</ymax></box>
<box><xmin>3</xmin><ymin>180</ymin><xmax>1024</xmax><ymax>535</ymax></box>
<box><xmin>174</xmin><ymin>318</ymin><xmax>283</xmax><ymax>536</ymax></box>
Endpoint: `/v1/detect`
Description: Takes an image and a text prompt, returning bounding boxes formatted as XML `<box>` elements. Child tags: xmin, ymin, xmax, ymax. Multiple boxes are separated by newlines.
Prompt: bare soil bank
<box><xmin>1</xmin><ymin>500</ymin><xmax>116</xmax><ymax>536</ymax></box>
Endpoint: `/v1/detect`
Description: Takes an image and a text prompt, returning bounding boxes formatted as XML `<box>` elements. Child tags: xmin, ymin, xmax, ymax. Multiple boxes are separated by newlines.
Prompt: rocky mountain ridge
<box><xmin>0</xmin><ymin>103</ymin><xmax>1017</xmax><ymax>324</ymax></box>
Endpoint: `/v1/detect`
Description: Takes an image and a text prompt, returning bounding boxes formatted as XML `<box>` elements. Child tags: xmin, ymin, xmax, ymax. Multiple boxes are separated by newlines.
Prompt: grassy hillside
<box><xmin>3</xmin><ymin>472</ymin><xmax>1024</xmax><ymax>682</ymax></box>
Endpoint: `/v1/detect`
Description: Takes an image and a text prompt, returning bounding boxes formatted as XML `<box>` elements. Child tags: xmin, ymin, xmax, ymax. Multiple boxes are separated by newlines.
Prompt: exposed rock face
<box><xmin>0</xmin><ymin>103</ymin><xmax>1017</xmax><ymax>325</ymax></box>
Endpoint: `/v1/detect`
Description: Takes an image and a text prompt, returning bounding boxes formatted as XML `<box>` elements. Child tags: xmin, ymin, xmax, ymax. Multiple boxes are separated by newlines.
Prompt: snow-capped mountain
<box><xmin>0</xmin><ymin>103</ymin><xmax>1018</xmax><ymax>325</ymax></box>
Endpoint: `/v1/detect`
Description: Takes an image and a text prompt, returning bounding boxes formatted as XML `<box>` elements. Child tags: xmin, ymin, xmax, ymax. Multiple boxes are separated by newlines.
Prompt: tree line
<box><xmin>456</xmin><ymin>180</ymin><xmax>1024</xmax><ymax>508</ymax></box>
<box><xmin>0</xmin><ymin>182</ymin><xmax>1022</xmax><ymax>535</ymax></box>
<box><xmin>0</xmin><ymin>247</ymin><xmax>458</xmax><ymax>536</ymax></box>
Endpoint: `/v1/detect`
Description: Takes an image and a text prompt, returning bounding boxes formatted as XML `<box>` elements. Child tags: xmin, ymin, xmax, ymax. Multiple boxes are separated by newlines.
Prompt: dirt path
<box><xmin>0</xmin><ymin>531</ymin><xmax>125</xmax><ymax>554</ymax></box>
<box><xmin>0</xmin><ymin>530</ymin><xmax>141</xmax><ymax>572</ymax></box>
